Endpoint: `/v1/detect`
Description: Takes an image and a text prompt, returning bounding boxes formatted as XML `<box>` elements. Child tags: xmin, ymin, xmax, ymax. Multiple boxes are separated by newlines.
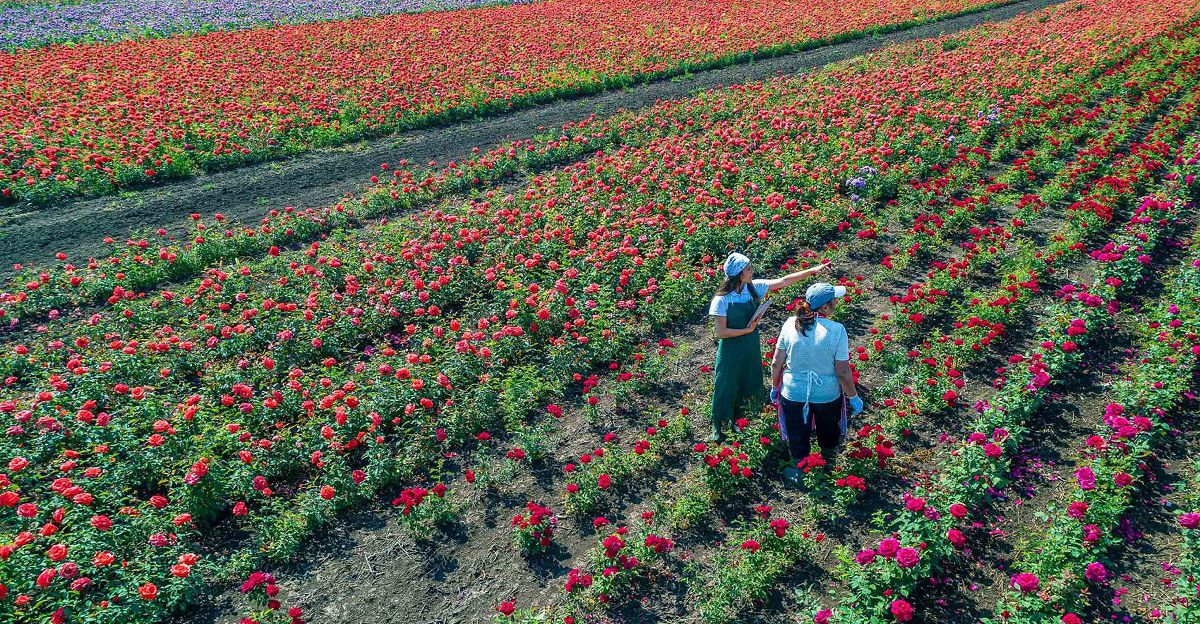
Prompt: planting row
<box><xmin>513</xmin><ymin>36</ymin><xmax>1200</xmax><ymax>624</ymax></box>
<box><xmin>816</xmin><ymin>135</ymin><xmax>1200</xmax><ymax>624</ymax></box>
<box><xmin>5</xmin><ymin>0</ymin><xmax>1190</xmax><ymax>324</ymax></box>
<box><xmin>4</xmin><ymin>1</ymin><xmax>1200</xmax><ymax>622</ymax></box>
<box><xmin>0</xmin><ymin>0</ymin><xmax>1014</xmax><ymax>203</ymax></box>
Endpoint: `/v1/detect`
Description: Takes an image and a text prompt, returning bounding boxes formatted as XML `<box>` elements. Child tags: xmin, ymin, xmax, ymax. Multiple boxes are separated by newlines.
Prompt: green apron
<box><xmin>710</xmin><ymin>289</ymin><xmax>765</xmax><ymax>434</ymax></box>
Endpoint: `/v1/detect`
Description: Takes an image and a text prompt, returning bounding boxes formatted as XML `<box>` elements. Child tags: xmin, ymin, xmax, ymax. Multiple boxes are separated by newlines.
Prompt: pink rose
<box><xmin>895</xmin><ymin>547</ymin><xmax>920</xmax><ymax>569</ymax></box>
<box><xmin>1011</xmin><ymin>572</ymin><xmax>1039</xmax><ymax>593</ymax></box>
<box><xmin>1075</xmin><ymin>466</ymin><xmax>1096</xmax><ymax>491</ymax></box>
<box><xmin>947</xmin><ymin>529</ymin><xmax>966</xmax><ymax>548</ymax></box>
<box><xmin>889</xmin><ymin>599</ymin><xmax>914</xmax><ymax>622</ymax></box>
<box><xmin>878</xmin><ymin>538</ymin><xmax>900</xmax><ymax>558</ymax></box>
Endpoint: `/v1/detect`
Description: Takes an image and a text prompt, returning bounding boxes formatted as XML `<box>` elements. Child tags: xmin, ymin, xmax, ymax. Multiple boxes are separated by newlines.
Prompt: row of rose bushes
<box><xmin>516</xmin><ymin>24</ymin><xmax>1200</xmax><ymax>621</ymax></box>
<box><xmin>543</xmin><ymin>18</ymin><xmax>1200</xmax><ymax>523</ymax></box>
<box><xmin>793</xmin><ymin>39</ymin><xmax>1200</xmax><ymax>507</ymax></box>
<box><xmin>673</xmin><ymin>116</ymin><xmax>1200</xmax><ymax>624</ymax></box>
<box><xmin>994</xmin><ymin>236</ymin><xmax>1200</xmax><ymax>622</ymax></box>
<box><xmin>0</xmin><ymin>12</ymin><xmax>1048</xmax><ymax>622</ymax></box>
<box><xmin>814</xmin><ymin>135</ymin><xmax>1200</xmax><ymax>624</ymax></box>
<box><xmin>991</xmin><ymin>158</ymin><xmax>1200</xmax><ymax>621</ymax></box>
<box><xmin>4</xmin><ymin>1</ymin><xmax>1199</xmax><ymax>623</ymax></box>
<box><xmin>0</xmin><ymin>0</ymin><xmax>1013</xmax><ymax>203</ymax></box>
<box><xmin>0</xmin><ymin>0</ymin><xmax>1179</xmax><ymax>323</ymax></box>
<box><xmin>520</xmin><ymin>65</ymin><xmax>1200</xmax><ymax>624</ymax></box>
<box><xmin>1165</xmin><ymin>458</ymin><xmax>1200</xmax><ymax>621</ymax></box>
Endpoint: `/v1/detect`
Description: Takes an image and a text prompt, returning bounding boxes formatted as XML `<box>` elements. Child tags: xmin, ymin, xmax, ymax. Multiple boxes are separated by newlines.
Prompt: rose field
<box><xmin>3</xmin><ymin>0</ymin><xmax>1200</xmax><ymax>622</ymax></box>
<box><xmin>0</xmin><ymin>0</ymin><xmax>1006</xmax><ymax>204</ymax></box>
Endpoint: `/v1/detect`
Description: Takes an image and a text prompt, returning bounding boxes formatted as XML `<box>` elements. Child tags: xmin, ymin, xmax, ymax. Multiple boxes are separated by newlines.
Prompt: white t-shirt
<box><xmin>774</xmin><ymin>316</ymin><xmax>849</xmax><ymax>404</ymax></box>
<box><xmin>708</xmin><ymin>279</ymin><xmax>770</xmax><ymax>317</ymax></box>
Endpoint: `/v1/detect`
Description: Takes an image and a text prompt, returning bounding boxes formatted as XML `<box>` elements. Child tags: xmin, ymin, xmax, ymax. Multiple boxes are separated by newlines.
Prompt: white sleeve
<box><xmin>775</xmin><ymin>320</ymin><xmax>793</xmax><ymax>352</ymax></box>
<box><xmin>708</xmin><ymin>294</ymin><xmax>727</xmax><ymax>317</ymax></box>
<box><xmin>752</xmin><ymin>279</ymin><xmax>771</xmax><ymax>298</ymax></box>
<box><xmin>833</xmin><ymin>323</ymin><xmax>850</xmax><ymax>361</ymax></box>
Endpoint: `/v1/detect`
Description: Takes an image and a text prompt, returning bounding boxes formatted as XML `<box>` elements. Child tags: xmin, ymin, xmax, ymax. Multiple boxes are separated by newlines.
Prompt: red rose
<box><xmin>47</xmin><ymin>544</ymin><xmax>67</xmax><ymax>562</ymax></box>
<box><xmin>890</xmin><ymin>599</ymin><xmax>913</xmax><ymax>622</ymax></box>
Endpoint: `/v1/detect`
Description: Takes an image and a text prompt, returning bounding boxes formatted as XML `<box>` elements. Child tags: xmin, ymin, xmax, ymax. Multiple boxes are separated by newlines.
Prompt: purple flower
<box><xmin>1084</xmin><ymin>562</ymin><xmax>1107</xmax><ymax>583</ymax></box>
<box><xmin>0</xmin><ymin>0</ymin><xmax>535</xmax><ymax>50</ymax></box>
<box><xmin>1179</xmin><ymin>512</ymin><xmax>1200</xmax><ymax>530</ymax></box>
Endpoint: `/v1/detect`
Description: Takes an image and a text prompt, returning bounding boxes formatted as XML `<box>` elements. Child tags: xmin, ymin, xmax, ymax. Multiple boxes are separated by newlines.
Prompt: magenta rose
<box><xmin>1084</xmin><ymin>562</ymin><xmax>1107</xmax><ymax>583</ymax></box>
<box><xmin>1075</xmin><ymin>466</ymin><xmax>1096</xmax><ymax>491</ymax></box>
<box><xmin>877</xmin><ymin>537</ymin><xmax>900</xmax><ymax>558</ymax></box>
<box><xmin>1011</xmin><ymin>572</ymin><xmax>1039</xmax><ymax>593</ymax></box>
<box><xmin>946</xmin><ymin>528</ymin><xmax>966</xmax><ymax>548</ymax></box>
<box><xmin>895</xmin><ymin>547</ymin><xmax>920</xmax><ymax>569</ymax></box>
<box><xmin>889</xmin><ymin>599</ymin><xmax>914</xmax><ymax>622</ymax></box>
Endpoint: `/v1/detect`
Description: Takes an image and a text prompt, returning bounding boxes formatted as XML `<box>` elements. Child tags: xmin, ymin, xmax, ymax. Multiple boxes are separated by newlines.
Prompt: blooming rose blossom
<box><xmin>878</xmin><ymin>538</ymin><xmax>900</xmax><ymax>558</ymax></box>
<box><xmin>889</xmin><ymin>598</ymin><xmax>914</xmax><ymax>622</ymax></box>
<box><xmin>1011</xmin><ymin>572</ymin><xmax>1039</xmax><ymax>593</ymax></box>
<box><xmin>895</xmin><ymin>547</ymin><xmax>920</xmax><ymax>569</ymax></box>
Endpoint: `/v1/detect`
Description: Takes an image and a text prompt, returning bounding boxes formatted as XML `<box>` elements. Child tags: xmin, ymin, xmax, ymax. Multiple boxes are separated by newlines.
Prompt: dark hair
<box><xmin>715</xmin><ymin>275</ymin><xmax>760</xmax><ymax>305</ymax></box>
<box><xmin>795</xmin><ymin>300</ymin><xmax>818</xmax><ymax>336</ymax></box>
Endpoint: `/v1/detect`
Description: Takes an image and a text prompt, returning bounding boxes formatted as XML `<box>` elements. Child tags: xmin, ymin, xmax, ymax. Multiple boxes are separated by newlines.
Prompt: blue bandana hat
<box><xmin>723</xmin><ymin>252</ymin><xmax>751</xmax><ymax>277</ymax></box>
<box><xmin>805</xmin><ymin>282</ymin><xmax>846</xmax><ymax>309</ymax></box>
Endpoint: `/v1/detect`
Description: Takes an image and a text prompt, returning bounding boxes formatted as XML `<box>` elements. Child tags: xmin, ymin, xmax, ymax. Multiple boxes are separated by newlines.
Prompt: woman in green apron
<box><xmin>708</xmin><ymin>252</ymin><xmax>829</xmax><ymax>442</ymax></box>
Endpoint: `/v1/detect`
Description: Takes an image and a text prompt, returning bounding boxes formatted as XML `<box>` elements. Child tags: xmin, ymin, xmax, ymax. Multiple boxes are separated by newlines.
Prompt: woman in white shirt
<box><xmin>769</xmin><ymin>282</ymin><xmax>865</xmax><ymax>482</ymax></box>
<box><xmin>707</xmin><ymin>252</ymin><xmax>829</xmax><ymax>442</ymax></box>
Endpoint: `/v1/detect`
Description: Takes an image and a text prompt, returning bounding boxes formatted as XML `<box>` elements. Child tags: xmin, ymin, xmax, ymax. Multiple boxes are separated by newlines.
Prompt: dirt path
<box><xmin>0</xmin><ymin>0</ymin><xmax>1068</xmax><ymax>276</ymax></box>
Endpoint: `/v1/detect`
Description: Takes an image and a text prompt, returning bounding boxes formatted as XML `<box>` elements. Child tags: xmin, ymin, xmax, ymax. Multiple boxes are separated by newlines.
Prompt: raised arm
<box><xmin>763</xmin><ymin>262</ymin><xmax>831</xmax><ymax>292</ymax></box>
